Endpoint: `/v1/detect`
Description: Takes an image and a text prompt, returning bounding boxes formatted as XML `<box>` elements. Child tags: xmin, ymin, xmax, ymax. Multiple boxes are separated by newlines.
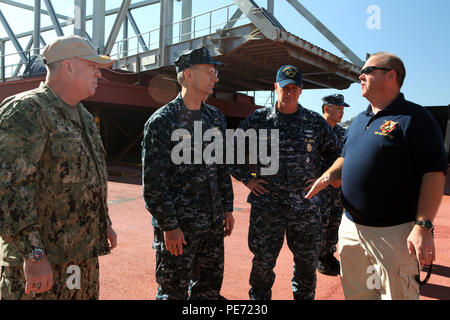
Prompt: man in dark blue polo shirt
<box><xmin>305</xmin><ymin>52</ymin><xmax>447</xmax><ymax>299</ymax></box>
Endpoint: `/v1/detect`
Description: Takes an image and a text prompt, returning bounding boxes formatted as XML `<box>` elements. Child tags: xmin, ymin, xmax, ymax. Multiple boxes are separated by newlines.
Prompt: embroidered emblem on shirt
<box><xmin>375</xmin><ymin>120</ymin><xmax>398</xmax><ymax>139</ymax></box>
<box><xmin>379</xmin><ymin>120</ymin><xmax>398</xmax><ymax>134</ymax></box>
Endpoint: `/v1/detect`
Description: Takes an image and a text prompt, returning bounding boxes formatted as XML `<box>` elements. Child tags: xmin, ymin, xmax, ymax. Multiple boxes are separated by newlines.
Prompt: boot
<box><xmin>317</xmin><ymin>253</ymin><xmax>340</xmax><ymax>276</ymax></box>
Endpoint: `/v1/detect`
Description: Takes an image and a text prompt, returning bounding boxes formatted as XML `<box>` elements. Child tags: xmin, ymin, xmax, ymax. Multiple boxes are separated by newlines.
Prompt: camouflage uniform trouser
<box><xmin>319</xmin><ymin>186</ymin><xmax>344</xmax><ymax>258</ymax></box>
<box><xmin>248</xmin><ymin>202</ymin><xmax>322</xmax><ymax>300</ymax></box>
<box><xmin>153</xmin><ymin>224</ymin><xmax>224</xmax><ymax>300</ymax></box>
<box><xmin>0</xmin><ymin>257</ymin><xmax>99</xmax><ymax>300</ymax></box>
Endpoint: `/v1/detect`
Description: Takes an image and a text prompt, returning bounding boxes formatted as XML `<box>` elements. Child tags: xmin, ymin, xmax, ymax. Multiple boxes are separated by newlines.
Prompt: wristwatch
<box><xmin>415</xmin><ymin>219</ymin><xmax>434</xmax><ymax>230</ymax></box>
<box><xmin>28</xmin><ymin>248</ymin><xmax>45</xmax><ymax>262</ymax></box>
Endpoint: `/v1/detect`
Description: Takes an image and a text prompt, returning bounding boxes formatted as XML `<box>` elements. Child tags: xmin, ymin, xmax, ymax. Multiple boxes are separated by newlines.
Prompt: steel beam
<box><xmin>221</xmin><ymin>8</ymin><xmax>242</xmax><ymax>31</ymax></box>
<box><xmin>43</xmin><ymin>0</ymin><xmax>64</xmax><ymax>36</ymax></box>
<box><xmin>33</xmin><ymin>0</ymin><xmax>40</xmax><ymax>55</ymax></box>
<box><xmin>13</xmin><ymin>36</ymin><xmax>33</xmax><ymax>77</ymax></box>
<box><xmin>104</xmin><ymin>0</ymin><xmax>132</xmax><ymax>55</ymax></box>
<box><xmin>74</xmin><ymin>0</ymin><xmax>86</xmax><ymax>36</ymax></box>
<box><xmin>232</xmin><ymin>0</ymin><xmax>282</xmax><ymax>40</ymax></box>
<box><xmin>267</xmin><ymin>0</ymin><xmax>274</xmax><ymax>14</ymax></box>
<box><xmin>93</xmin><ymin>0</ymin><xmax>105</xmax><ymax>52</ymax></box>
<box><xmin>127</xmin><ymin>11</ymin><xmax>149</xmax><ymax>51</ymax></box>
<box><xmin>0</xmin><ymin>0</ymin><xmax>161</xmax><ymax>42</ymax></box>
<box><xmin>285</xmin><ymin>0</ymin><xmax>364</xmax><ymax>67</ymax></box>
<box><xmin>159</xmin><ymin>0</ymin><xmax>174</xmax><ymax>67</ymax></box>
<box><xmin>181</xmin><ymin>0</ymin><xmax>192</xmax><ymax>41</ymax></box>
<box><xmin>11</xmin><ymin>34</ymin><xmax>46</xmax><ymax>77</ymax></box>
<box><xmin>0</xmin><ymin>9</ymin><xmax>28</xmax><ymax>64</ymax></box>
<box><xmin>0</xmin><ymin>0</ymin><xmax>70</xmax><ymax>21</ymax></box>
<box><xmin>0</xmin><ymin>40</ymin><xmax>5</xmax><ymax>81</ymax></box>
<box><xmin>122</xmin><ymin>15</ymin><xmax>128</xmax><ymax>58</ymax></box>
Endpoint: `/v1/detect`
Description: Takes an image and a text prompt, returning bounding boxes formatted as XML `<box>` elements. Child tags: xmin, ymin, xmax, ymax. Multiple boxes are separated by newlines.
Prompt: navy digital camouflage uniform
<box><xmin>142</xmin><ymin>94</ymin><xmax>234</xmax><ymax>300</ymax></box>
<box><xmin>0</xmin><ymin>83</ymin><xmax>111</xmax><ymax>300</ymax></box>
<box><xmin>319</xmin><ymin>123</ymin><xmax>346</xmax><ymax>258</ymax></box>
<box><xmin>230</xmin><ymin>104</ymin><xmax>341</xmax><ymax>300</ymax></box>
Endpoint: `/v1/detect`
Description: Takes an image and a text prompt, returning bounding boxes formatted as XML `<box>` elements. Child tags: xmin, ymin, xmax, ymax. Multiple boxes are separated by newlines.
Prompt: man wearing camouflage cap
<box><xmin>230</xmin><ymin>65</ymin><xmax>341</xmax><ymax>300</ymax></box>
<box><xmin>142</xmin><ymin>46</ymin><xmax>234</xmax><ymax>299</ymax></box>
<box><xmin>317</xmin><ymin>94</ymin><xmax>349</xmax><ymax>276</ymax></box>
<box><xmin>0</xmin><ymin>35</ymin><xmax>117</xmax><ymax>300</ymax></box>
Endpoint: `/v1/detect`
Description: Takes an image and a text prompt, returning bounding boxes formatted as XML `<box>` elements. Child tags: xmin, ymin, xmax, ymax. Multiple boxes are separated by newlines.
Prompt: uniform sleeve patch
<box><xmin>5</xmin><ymin>109</ymin><xmax>38</xmax><ymax>136</ymax></box>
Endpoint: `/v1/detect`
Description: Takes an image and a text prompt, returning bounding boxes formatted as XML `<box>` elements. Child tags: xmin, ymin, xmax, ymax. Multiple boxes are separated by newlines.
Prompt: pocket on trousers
<box><xmin>398</xmin><ymin>263</ymin><xmax>420</xmax><ymax>299</ymax></box>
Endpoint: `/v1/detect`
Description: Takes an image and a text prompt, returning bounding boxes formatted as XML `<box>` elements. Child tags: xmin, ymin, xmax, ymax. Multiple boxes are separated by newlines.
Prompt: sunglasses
<box><xmin>360</xmin><ymin>66</ymin><xmax>392</xmax><ymax>76</ymax></box>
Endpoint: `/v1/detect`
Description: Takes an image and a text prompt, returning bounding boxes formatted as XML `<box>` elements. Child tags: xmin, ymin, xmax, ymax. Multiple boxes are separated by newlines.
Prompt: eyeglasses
<box><xmin>360</xmin><ymin>66</ymin><xmax>392</xmax><ymax>76</ymax></box>
<box><xmin>193</xmin><ymin>66</ymin><xmax>219</xmax><ymax>78</ymax></box>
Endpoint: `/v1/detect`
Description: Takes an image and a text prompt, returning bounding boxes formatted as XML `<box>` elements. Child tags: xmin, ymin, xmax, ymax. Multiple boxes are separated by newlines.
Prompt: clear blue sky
<box><xmin>1</xmin><ymin>0</ymin><xmax>449</xmax><ymax>121</ymax></box>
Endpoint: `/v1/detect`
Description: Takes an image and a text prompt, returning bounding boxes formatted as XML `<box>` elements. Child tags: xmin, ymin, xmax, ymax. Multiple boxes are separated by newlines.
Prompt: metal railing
<box><xmin>0</xmin><ymin>44</ymin><xmax>47</xmax><ymax>81</ymax></box>
<box><xmin>110</xmin><ymin>3</ymin><xmax>249</xmax><ymax>61</ymax></box>
<box><xmin>111</xmin><ymin>27</ymin><xmax>161</xmax><ymax>60</ymax></box>
<box><xmin>1</xmin><ymin>3</ymin><xmax>250</xmax><ymax>80</ymax></box>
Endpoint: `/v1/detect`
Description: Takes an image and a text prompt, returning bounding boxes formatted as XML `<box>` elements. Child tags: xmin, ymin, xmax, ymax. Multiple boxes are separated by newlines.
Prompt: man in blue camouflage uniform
<box><xmin>317</xmin><ymin>94</ymin><xmax>349</xmax><ymax>276</ymax></box>
<box><xmin>0</xmin><ymin>35</ymin><xmax>117</xmax><ymax>300</ymax></box>
<box><xmin>142</xmin><ymin>47</ymin><xmax>234</xmax><ymax>300</ymax></box>
<box><xmin>230</xmin><ymin>65</ymin><xmax>341</xmax><ymax>300</ymax></box>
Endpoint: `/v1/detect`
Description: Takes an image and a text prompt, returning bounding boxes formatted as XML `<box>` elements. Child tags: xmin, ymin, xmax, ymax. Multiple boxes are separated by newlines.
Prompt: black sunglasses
<box><xmin>360</xmin><ymin>66</ymin><xmax>392</xmax><ymax>76</ymax></box>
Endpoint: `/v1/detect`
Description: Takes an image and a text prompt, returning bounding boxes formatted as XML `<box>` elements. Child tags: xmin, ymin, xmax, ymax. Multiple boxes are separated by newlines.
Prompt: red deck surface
<box><xmin>99</xmin><ymin>172</ymin><xmax>450</xmax><ymax>300</ymax></box>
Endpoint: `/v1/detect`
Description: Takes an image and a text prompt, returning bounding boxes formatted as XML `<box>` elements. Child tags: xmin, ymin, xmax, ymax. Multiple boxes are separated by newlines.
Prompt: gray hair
<box><xmin>45</xmin><ymin>60</ymin><xmax>63</xmax><ymax>74</ymax></box>
<box><xmin>177</xmin><ymin>70</ymin><xmax>186</xmax><ymax>86</ymax></box>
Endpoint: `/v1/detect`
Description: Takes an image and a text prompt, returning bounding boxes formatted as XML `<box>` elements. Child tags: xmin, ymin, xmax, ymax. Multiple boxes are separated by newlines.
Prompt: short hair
<box><xmin>45</xmin><ymin>60</ymin><xmax>62</xmax><ymax>74</ymax></box>
<box><xmin>369</xmin><ymin>52</ymin><xmax>406</xmax><ymax>88</ymax></box>
<box><xmin>177</xmin><ymin>70</ymin><xmax>185</xmax><ymax>86</ymax></box>
<box><xmin>177</xmin><ymin>65</ymin><xmax>202</xmax><ymax>86</ymax></box>
<box><xmin>322</xmin><ymin>103</ymin><xmax>334</xmax><ymax>114</ymax></box>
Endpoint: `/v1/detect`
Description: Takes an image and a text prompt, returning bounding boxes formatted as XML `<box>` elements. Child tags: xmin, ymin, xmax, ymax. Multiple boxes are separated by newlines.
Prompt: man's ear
<box><xmin>61</xmin><ymin>59</ymin><xmax>73</xmax><ymax>76</ymax></box>
<box><xmin>185</xmin><ymin>68</ymin><xmax>194</xmax><ymax>81</ymax></box>
<box><xmin>387</xmin><ymin>69</ymin><xmax>396</xmax><ymax>82</ymax></box>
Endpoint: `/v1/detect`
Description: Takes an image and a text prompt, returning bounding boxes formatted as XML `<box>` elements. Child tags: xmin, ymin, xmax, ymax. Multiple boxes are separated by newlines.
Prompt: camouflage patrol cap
<box><xmin>322</xmin><ymin>94</ymin><xmax>350</xmax><ymax>107</ymax></box>
<box><xmin>42</xmin><ymin>35</ymin><xmax>114</xmax><ymax>68</ymax></box>
<box><xmin>174</xmin><ymin>47</ymin><xmax>224</xmax><ymax>73</ymax></box>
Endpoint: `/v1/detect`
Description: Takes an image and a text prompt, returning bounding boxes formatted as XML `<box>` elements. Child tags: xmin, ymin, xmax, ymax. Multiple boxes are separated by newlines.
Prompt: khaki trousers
<box><xmin>338</xmin><ymin>213</ymin><xmax>420</xmax><ymax>300</ymax></box>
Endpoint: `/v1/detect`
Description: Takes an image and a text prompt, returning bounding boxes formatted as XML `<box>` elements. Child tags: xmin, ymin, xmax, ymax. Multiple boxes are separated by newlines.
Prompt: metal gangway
<box><xmin>0</xmin><ymin>0</ymin><xmax>362</xmax><ymax>91</ymax></box>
